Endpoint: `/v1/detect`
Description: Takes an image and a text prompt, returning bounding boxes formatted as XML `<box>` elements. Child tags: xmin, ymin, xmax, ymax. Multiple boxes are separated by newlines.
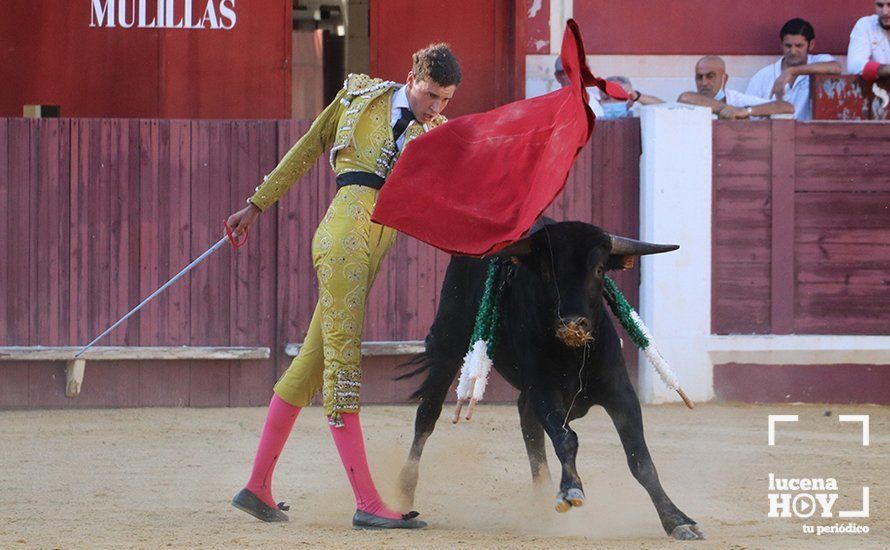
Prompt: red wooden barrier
<box><xmin>714</xmin><ymin>363</ymin><xmax>890</xmax><ymax>404</ymax></box>
<box><xmin>712</xmin><ymin>120</ymin><xmax>890</xmax><ymax>336</ymax></box>
<box><xmin>0</xmin><ymin>117</ymin><xmax>642</xmax><ymax>408</ymax></box>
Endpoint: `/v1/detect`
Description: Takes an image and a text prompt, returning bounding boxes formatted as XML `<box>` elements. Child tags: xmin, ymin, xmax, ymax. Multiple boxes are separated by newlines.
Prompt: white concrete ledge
<box><xmin>285</xmin><ymin>340</ymin><xmax>425</xmax><ymax>357</ymax></box>
<box><xmin>708</xmin><ymin>335</ymin><xmax>890</xmax><ymax>365</ymax></box>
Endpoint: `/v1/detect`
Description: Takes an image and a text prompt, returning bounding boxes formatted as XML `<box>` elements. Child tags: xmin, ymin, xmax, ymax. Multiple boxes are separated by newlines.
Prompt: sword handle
<box><xmin>225</xmin><ymin>220</ymin><xmax>249</xmax><ymax>249</ymax></box>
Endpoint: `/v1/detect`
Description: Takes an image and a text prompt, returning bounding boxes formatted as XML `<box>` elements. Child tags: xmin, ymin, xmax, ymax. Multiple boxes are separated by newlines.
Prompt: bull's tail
<box><xmin>394</xmin><ymin>352</ymin><xmax>431</xmax><ymax>382</ymax></box>
<box><xmin>395</xmin><ymin>350</ymin><xmax>461</xmax><ymax>402</ymax></box>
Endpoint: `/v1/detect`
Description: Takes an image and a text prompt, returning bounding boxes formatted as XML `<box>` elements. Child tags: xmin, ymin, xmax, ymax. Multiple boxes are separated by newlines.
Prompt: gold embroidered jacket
<box><xmin>249</xmin><ymin>73</ymin><xmax>446</xmax><ymax>211</ymax></box>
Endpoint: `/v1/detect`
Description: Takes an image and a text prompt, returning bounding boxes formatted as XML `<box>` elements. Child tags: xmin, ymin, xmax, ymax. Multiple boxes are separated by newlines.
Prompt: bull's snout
<box><xmin>556</xmin><ymin>316</ymin><xmax>594</xmax><ymax>347</ymax></box>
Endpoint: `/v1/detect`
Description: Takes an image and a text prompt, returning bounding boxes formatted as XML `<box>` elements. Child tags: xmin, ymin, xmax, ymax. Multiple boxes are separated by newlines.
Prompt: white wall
<box><xmin>636</xmin><ymin>103</ymin><xmax>714</xmax><ymax>404</ymax></box>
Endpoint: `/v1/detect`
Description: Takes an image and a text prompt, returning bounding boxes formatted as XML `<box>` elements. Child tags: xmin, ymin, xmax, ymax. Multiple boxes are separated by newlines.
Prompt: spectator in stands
<box><xmin>555</xmin><ymin>57</ymin><xmax>605</xmax><ymax>117</ymax></box>
<box><xmin>678</xmin><ymin>56</ymin><xmax>795</xmax><ymax>118</ymax></box>
<box><xmin>599</xmin><ymin>75</ymin><xmax>664</xmax><ymax>119</ymax></box>
<box><xmin>555</xmin><ymin>59</ymin><xmax>661</xmax><ymax>119</ymax></box>
<box><xmin>847</xmin><ymin>1</ymin><xmax>890</xmax><ymax>81</ymax></box>
<box><xmin>746</xmin><ymin>18</ymin><xmax>842</xmax><ymax>120</ymax></box>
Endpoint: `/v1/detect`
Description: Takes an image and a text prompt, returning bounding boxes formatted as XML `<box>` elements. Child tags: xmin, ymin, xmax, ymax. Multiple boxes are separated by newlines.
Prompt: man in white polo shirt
<box><xmin>848</xmin><ymin>1</ymin><xmax>890</xmax><ymax>81</ymax></box>
<box><xmin>746</xmin><ymin>18</ymin><xmax>842</xmax><ymax>120</ymax></box>
<box><xmin>678</xmin><ymin>56</ymin><xmax>794</xmax><ymax>119</ymax></box>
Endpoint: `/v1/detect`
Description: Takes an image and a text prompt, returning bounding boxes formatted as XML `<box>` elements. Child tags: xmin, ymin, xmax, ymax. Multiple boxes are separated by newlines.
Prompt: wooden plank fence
<box><xmin>712</xmin><ymin>120</ymin><xmax>890</xmax><ymax>335</ymax></box>
<box><xmin>0</xmin><ymin>117</ymin><xmax>642</xmax><ymax>408</ymax></box>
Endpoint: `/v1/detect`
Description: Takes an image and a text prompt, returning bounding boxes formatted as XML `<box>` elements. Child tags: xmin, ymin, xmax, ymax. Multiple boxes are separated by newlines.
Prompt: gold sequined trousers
<box><xmin>273</xmin><ymin>185</ymin><xmax>396</xmax><ymax>425</ymax></box>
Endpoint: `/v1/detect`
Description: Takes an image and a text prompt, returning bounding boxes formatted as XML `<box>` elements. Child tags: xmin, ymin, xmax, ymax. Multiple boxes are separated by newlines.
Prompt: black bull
<box><xmin>397</xmin><ymin>221</ymin><xmax>704</xmax><ymax>541</ymax></box>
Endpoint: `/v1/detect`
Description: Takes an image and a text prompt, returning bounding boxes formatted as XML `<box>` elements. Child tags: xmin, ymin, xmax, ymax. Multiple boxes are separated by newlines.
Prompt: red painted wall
<box><xmin>370</xmin><ymin>0</ymin><xmax>522</xmax><ymax>117</ymax></box>
<box><xmin>2</xmin><ymin>1</ymin><xmax>873</xmax><ymax>119</ymax></box>
<box><xmin>569</xmin><ymin>0</ymin><xmax>865</xmax><ymax>55</ymax></box>
<box><xmin>0</xmin><ymin>0</ymin><xmax>291</xmax><ymax>118</ymax></box>
<box><xmin>714</xmin><ymin>364</ymin><xmax>890</xmax><ymax>404</ymax></box>
<box><xmin>524</xmin><ymin>0</ymin><xmax>551</xmax><ymax>54</ymax></box>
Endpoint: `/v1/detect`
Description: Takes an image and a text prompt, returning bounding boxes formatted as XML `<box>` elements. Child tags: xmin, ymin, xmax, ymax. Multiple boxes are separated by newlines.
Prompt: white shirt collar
<box><xmin>391</xmin><ymin>85</ymin><xmax>411</xmax><ymax>126</ymax></box>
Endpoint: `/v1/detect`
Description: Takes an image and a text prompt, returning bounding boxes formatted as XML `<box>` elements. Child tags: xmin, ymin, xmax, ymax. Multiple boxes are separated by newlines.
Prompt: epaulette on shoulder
<box><xmin>342</xmin><ymin>73</ymin><xmax>397</xmax><ymax>98</ymax></box>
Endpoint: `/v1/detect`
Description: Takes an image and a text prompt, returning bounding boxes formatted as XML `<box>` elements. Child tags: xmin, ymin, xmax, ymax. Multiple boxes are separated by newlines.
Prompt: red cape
<box><xmin>372</xmin><ymin>20</ymin><xmax>627</xmax><ymax>256</ymax></box>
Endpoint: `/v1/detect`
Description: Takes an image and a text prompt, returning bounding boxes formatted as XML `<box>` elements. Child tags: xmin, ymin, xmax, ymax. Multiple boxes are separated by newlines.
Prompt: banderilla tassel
<box><xmin>603</xmin><ymin>276</ymin><xmax>694</xmax><ymax>410</ymax></box>
<box><xmin>454</xmin><ymin>260</ymin><xmax>501</xmax><ymax>422</ymax></box>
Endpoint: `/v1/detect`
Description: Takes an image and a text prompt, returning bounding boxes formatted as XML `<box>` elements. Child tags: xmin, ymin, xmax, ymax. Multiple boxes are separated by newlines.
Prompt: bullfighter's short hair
<box><xmin>412</xmin><ymin>43</ymin><xmax>462</xmax><ymax>87</ymax></box>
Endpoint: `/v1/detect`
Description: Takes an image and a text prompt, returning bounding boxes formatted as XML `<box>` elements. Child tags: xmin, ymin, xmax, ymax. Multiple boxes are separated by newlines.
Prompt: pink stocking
<box><xmin>328</xmin><ymin>412</ymin><xmax>401</xmax><ymax>519</ymax></box>
<box><xmin>245</xmin><ymin>394</ymin><xmax>301</xmax><ymax>508</ymax></box>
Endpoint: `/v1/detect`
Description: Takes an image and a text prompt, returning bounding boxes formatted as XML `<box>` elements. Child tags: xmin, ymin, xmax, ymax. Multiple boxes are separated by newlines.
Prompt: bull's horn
<box><xmin>609</xmin><ymin>235</ymin><xmax>679</xmax><ymax>256</ymax></box>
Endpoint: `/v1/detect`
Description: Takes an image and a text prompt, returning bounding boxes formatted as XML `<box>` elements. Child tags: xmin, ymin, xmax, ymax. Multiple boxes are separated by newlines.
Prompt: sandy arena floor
<box><xmin>1</xmin><ymin>403</ymin><xmax>887</xmax><ymax>549</ymax></box>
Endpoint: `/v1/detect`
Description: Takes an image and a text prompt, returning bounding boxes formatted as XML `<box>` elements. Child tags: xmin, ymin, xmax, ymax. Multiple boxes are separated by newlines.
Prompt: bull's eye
<box><xmin>595</xmin><ymin>266</ymin><xmax>604</xmax><ymax>278</ymax></box>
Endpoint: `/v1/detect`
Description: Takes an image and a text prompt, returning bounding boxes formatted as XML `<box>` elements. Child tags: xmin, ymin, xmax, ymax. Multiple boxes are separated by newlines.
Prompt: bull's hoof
<box><xmin>670</xmin><ymin>523</ymin><xmax>705</xmax><ymax>540</ymax></box>
<box><xmin>564</xmin><ymin>487</ymin><xmax>585</xmax><ymax>507</ymax></box>
<box><xmin>554</xmin><ymin>488</ymin><xmax>585</xmax><ymax>513</ymax></box>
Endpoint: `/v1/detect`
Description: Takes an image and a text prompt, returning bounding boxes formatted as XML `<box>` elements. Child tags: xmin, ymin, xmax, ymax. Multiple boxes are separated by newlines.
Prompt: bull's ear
<box><xmin>487</xmin><ymin>237</ymin><xmax>533</xmax><ymax>263</ymax></box>
<box><xmin>605</xmin><ymin>255</ymin><xmax>636</xmax><ymax>271</ymax></box>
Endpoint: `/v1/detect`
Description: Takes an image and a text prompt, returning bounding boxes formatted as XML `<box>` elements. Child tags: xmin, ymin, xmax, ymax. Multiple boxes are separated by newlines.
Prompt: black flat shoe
<box><xmin>231</xmin><ymin>488</ymin><xmax>289</xmax><ymax>522</ymax></box>
<box><xmin>352</xmin><ymin>509</ymin><xmax>427</xmax><ymax>530</ymax></box>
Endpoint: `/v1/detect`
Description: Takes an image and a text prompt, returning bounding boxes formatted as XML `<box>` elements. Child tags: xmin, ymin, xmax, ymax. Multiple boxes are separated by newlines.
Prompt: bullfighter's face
<box><xmin>405</xmin><ymin>72</ymin><xmax>457</xmax><ymax>124</ymax></box>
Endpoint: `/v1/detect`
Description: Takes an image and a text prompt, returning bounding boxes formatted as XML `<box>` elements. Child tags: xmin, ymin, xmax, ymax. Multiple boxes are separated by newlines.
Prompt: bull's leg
<box><xmin>396</xmin><ymin>360</ymin><xmax>458</xmax><ymax>510</ymax></box>
<box><xmin>517</xmin><ymin>391</ymin><xmax>551</xmax><ymax>490</ymax></box>
<box><xmin>527</xmin><ymin>387</ymin><xmax>585</xmax><ymax>512</ymax></box>
<box><xmin>602</xmin><ymin>385</ymin><xmax>704</xmax><ymax>540</ymax></box>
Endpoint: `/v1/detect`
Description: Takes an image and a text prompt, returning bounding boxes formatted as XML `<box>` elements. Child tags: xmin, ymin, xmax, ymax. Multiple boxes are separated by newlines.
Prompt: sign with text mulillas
<box><xmin>90</xmin><ymin>0</ymin><xmax>237</xmax><ymax>30</ymax></box>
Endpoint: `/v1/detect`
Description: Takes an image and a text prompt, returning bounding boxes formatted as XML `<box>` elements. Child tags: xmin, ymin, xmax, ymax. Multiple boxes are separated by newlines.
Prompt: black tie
<box><xmin>392</xmin><ymin>107</ymin><xmax>415</xmax><ymax>143</ymax></box>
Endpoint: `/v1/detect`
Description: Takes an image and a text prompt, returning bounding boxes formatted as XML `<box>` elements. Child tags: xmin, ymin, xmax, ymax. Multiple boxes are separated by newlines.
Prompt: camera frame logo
<box><xmin>766</xmin><ymin>414</ymin><xmax>870</xmax><ymax>536</ymax></box>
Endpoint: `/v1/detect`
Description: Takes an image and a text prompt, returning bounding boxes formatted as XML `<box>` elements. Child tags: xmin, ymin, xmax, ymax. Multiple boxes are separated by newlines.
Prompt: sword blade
<box><xmin>75</xmin><ymin>235</ymin><xmax>231</xmax><ymax>358</ymax></box>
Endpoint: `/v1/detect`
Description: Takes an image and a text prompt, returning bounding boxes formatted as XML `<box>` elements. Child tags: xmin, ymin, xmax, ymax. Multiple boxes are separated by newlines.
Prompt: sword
<box><xmin>75</xmin><ymin>223</ymin><xmax>246</xmax><ymax>358</ymax></box>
